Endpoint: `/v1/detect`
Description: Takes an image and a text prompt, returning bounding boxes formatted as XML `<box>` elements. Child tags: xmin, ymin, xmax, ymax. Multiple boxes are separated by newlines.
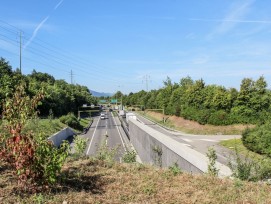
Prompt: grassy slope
<box><xmin>141</xmin><ymin>111</ymin><xmax>253</xmax><ymax>135</ymax></box>
<box><xmin>1</xmin><ymin>158</ymin><xmax>271</xmax><ymax>203</ymax></box>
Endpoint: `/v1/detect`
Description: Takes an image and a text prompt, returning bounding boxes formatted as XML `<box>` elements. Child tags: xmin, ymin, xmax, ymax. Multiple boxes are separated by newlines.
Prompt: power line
<box><xmin>0</xmin><ymin>19</ymin><xmax>146</xmax><ymax>88</ymax></box>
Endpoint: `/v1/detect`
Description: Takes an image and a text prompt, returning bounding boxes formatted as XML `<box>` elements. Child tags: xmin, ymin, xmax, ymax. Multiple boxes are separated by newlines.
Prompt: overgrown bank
<box><xmin>141</xmin><ymin>111</ymin><xmax>251</xmax><ymax>135</ymax></box>
<box><xmin>1</xmin><ymin>158</ymin><xmax>271</xmax><ymax>203</ymax></box>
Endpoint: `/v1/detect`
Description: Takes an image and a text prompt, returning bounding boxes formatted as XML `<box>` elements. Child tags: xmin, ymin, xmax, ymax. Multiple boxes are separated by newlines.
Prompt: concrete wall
<box><xmin>48</xmin><ymin>127</ymin><xmax>75</xmax><ymax>147</ymax></box>
<box><xmin>129</xmin><ymin>118</ymin><xmax>232</xmax><ymax>177</ymax></box>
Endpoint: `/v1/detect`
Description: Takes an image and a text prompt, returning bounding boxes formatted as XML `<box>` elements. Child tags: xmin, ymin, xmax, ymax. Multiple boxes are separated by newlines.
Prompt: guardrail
<box><xmin>117</xmin><ymin>113</ymin><xmax>130</xmax><ymax>140</ymax></box>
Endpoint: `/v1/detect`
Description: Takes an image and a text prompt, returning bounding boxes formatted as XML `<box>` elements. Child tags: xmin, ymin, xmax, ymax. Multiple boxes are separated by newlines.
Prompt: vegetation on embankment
<box><xmin>0</xmin><ymin>57</ymin><xmax>97</xmax><ymax>117</ymax></box>
<box><xmin>1</xmin><ymin>157</ymin><xmax>271</xmax><ymax>203</ymax></box>
<box><xmin>122</xmin><ymin>76</ymin><xmax>271</xmax><ymax>126</ymax></box>
<box><xmin>141</xmin><ymin>111</ymin><xmax>252</xmax><ymax>135</ymax></box>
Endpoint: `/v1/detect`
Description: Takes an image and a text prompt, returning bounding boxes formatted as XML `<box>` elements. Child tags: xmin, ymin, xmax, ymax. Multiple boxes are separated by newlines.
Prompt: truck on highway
<box><xmin>119</xmin><ymin>110</ymin><xmax>126</xmax><ymax>118</ymax></box>
<box><xmin>126</xmin><ymin>112</ymin><xmax>136</xmax><ymax>123</ymax></box>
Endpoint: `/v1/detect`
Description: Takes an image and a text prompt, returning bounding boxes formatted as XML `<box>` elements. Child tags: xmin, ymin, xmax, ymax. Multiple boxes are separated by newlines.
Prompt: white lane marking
<box><xmin>182</xmin><ymin>138</ymin><xmax>193</xmax><ymax>143</ymax></box>
<box><xmin>86</xmin><ymin>116</ymin><xmax>101</xmax><ymax>155</ymax></box>
<box><xmin>112</xmin><ymin>112</ymin><xmax>127</xmax><ymax>151</ymax></box>
<box><xmin>181</xmin><ymin>143</ymin><xmax>192</xmax><ymax>147</ymax></box>
<box><xmin>199</xmin><ymin>139</ymin><xmax>217</xmax><ymax>142</ymax></box>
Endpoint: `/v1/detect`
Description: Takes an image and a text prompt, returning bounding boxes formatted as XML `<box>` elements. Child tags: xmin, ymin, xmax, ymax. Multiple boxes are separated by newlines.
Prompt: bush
<box><xmin>73</xmin><ymin>135</ymin><xmax>88</xmax><ymax>156</ymax></box>
<box><xmin>242</xmin><ymin>123</ymin><xmax>271</xmax><ymax>157</ymax></box>
<box><xmin>59</xmin><ymin>113</ymin><xmax>83</xmax><ymax>131</ymax></box>
<box><xmin>207</xmin><ymin>110</ymin><xmax>232</xmax><ymax>125</ymax></box>
<box><xmin>181</xmin><ymin>106</ymin><xmax>210</xmax><ymax>125</ymax></box>
<box><xmin>122</xmin><ymin>149</ymin><xmax>137</xmax><ymax>163</ymax></box>
<box><xmin>0</xmin><ymin>84</ymin><xmax>70</xmax><ymax>192</ymax></box>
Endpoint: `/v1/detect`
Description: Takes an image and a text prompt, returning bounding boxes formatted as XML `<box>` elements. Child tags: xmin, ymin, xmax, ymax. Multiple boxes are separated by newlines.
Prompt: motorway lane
<box><xmin>85</xmin><ymin>111</ymin><xmax>126</xmax><ymax>161</ymax></box>
<box><xmin>135</xmin><ymin>114</ymin><xmax>240</xmax><ymax>165</ymax></box>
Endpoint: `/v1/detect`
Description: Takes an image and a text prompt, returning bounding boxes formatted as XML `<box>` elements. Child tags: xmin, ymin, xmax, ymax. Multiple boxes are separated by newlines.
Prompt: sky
<box><xmin>0</xmin><ymin>0</ymin><xmax>271</xmax><ymax>94</ymax></box>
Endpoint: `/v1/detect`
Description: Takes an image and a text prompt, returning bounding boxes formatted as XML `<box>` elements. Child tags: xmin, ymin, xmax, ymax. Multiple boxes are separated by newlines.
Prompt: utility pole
<box><xmin>70</xmin><ymin>70</ymin><xmax>74</xmax><ymax>84</ymax></box>
<box><xmin>19</xmin><ymin>31</ymin><xmax>22</xmax><ymax>73</ymax></box>
<box><xmin>143</xmin><ymin>75</ymin><xmax>150</xmax><ymax>91</ymax></box>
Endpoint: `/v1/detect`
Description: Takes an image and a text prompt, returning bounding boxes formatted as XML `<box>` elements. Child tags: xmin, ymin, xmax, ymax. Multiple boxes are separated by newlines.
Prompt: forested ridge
<box><xmin>0</xmin><ymin>57</ymin><xmax>97</xmax><ymax>117</ymax></box>
<box><xmin>123</xmin><ymin>76</ymin><xmax>271</xmax><ymax>126</ymax></box>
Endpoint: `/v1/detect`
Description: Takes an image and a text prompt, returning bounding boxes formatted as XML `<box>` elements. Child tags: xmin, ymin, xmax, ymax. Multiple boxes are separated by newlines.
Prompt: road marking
<box><xmin>199</xmin><ymin>139</ymin><xmax>217</xmax><ymax>142</ymax></box>
<box><xmin>182</xmin><ymin>138</ymin><xmax>193</xmax><ymax>143</ymax></box>
<box><xmin>86</xmin><ymin>116</ymin><xmax>101</xmax><ymax>155</ymax></box>
<box><xmin>181</xmin><ymin>143</ymin><xmax>192</xmax><ymax>147</ymax></box>
<box><xmin>112</xmin><ymin>112</ymin><xmax>127</xmax><ymax>151</ymax></box>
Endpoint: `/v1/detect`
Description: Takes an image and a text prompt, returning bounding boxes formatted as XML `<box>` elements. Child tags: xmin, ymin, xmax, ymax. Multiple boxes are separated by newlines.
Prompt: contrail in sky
<box><xmin>24</xmin><ymin>0</ymin><xmax>64</xmax><ymax>49</ymax></box>
<box><xmin>190</xmin><ymin>18</ymin><xmax>271</xmax><ymax>24</ymax></box>
<box><xmin>54</xmin><ymin>0</ymin><xmax>64</xmax><ymax>10</ymax></box>
<box><xmin>24</xmin><ymin>15</ymin><xmax>50</xmax><ymax>49</ymax></box>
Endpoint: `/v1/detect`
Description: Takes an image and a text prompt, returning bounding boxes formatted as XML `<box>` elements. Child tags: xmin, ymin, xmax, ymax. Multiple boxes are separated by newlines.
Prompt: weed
<box><xmin>33</xmin><ymin>193</ymin><xmax>45</xmax><ymax>204</ymax></box>
<box><xmin>73</xmin><ymin>135</ymin><xmax>88</xmax><ymax>156</ymax></box>
<box><xmin>206</xmin><ymin>147</ymin><xmax>219</xmax><ymax>177</ymax></box>
<box><xmin>122</xmin><ymin>149</ymin><xmax>137</xmax><ymax>163</ymax></box>
<box><xmin>228</xmin><ymin>147</ymin><xmax>254</xmax><ymax>181</ymax></box>
<box><xmin>96</xmin><ymin>139</ymin><xmax>119</xmax><ymax>166</ymax></box>
<box><xmin>169</xmin><ymin>162</ymin><xmax>182</xmax><ymax>176</ymax></box>
<box><xmin>152</xmin><ymin>145</ymin><xmax>163</xmax><ymax>167</ymax></box>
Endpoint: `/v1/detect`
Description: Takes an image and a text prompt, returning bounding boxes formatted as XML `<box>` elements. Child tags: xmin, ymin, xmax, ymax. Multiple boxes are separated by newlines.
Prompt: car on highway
<box><xmin>101</xmin><ymin>113</ymin><xmax>105</xmax><ymax>120</ymax></box>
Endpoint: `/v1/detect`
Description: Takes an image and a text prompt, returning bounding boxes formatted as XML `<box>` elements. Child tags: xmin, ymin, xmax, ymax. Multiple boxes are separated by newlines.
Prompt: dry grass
<box><xmin>1</xmin><ymin>157</ymin><xmax>271</xmax><ymax>203</ymax></box>
<box><xmin>143</xmin><ymin>111</ymin><xmax>254</xmax><ymax>135</ymax></box>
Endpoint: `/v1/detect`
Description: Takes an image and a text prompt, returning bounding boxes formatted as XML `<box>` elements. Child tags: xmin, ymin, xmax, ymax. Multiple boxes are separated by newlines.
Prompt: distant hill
<box><xmin>90</xmin><ymin>90</ymin><xmax>113</xmax><ymax>97</ymax></box>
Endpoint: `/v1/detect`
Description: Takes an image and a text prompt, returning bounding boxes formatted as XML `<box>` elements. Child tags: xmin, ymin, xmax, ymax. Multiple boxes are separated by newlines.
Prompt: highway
<box><xmin>83</xmin><ymin>110</ymin><xmax>128</xmax><ymax>161</ymax></box>
<box><xmin>135</xmin><ymin>113</ymin><xmax>240</xmax><ymax>166</ymax></box>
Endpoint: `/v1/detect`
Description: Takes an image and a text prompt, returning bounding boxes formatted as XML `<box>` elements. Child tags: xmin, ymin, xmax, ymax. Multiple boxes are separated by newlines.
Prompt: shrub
<box><xmin>242</xmin><ymin>123</ymin><xmax>271</xmax><ymax>157</ymax></box>
<box><xmin>59</xmin><ymin>113</ymin><xmax>83</xmax><ymax>131</ymax></box>
<box><xmin>0</xmin><ymin>84</ymin><xmax>70</xmax><ymax>192</ymax></box>
<box><xmin>122</xmin><ymin>149</ymin><xmax>137</xmax><ymax>163</ymax></box>
<box><xmin>73</xmin><ymin>135</ymin><xmax>88</xmax><ymax>156</ymax></box>
<box><xmin>207</xmin><ymin>110</ymin><xmax>231</xmax><ymax>125</ymax></box>
<box><xmin>206</xmin><ymin>147</ymin><xmax>219</xmax><ymax>177</ymax></box>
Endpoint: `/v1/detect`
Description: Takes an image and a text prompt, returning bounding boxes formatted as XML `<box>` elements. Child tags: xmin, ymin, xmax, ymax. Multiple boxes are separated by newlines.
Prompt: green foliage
<box><xmin>0</xmin><ymin>84</ymin><xmax>69</xmax><ymax>192</ymax></box>
<box><xmin>34</xmin><ymin>136</ymin><xmax>69</xmax><ymax>185</ymax></box>
<box><xmin>228</xmin><ymin>148</ymin><xmax>255</xmax><ymax>181</ymax></box>
<box><xmin>152</xmin><ymin>145</ymin><xmax>163</xmax><ymax>167</ymax></box>
<box><xmin>168</xmin><ymin>162</ymin><xmax>182</xmax><ymax>176</ymax></box>
<box><xmin>96</xmin><ymin>139</ymin><xmax>119</xmax><ymax>166</ymax></box>
<box><xmin>59</xmin><ymin>113</ymin><xmax>83</xmax><ymax>131</ymax></box>
<box><xmin>124</xmin><ymin>76</ymin><xmax>271</xmax><ymax>127</ymax></box>
<box><xmin>242</xmin><ymin>123</ymin><xmax>271</xmax><ymax>156</ymax></box>
<box><xmin>73</xmin><ymin>135</ymin><xmax>88</xmax><ymax>156</ymax></box>
<box><xmin>122</xmin><ymin>149</ymin><xmax>137</xmax><ymax>163</ymax></box>
<box><xmin>206</xmin><ymin>147</ymin><xmax>219</xmax><ymax>177</ymax></box>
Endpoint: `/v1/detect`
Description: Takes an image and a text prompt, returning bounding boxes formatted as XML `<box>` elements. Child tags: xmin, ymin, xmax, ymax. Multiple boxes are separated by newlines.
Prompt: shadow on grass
<box><xmin>55</xmin><ymin>173</ymin><xmax>105</xmax><ymax>194</ymax></box>
<box><xmin>51</xmin><ymin>160</ymin><xmax>112</xmax><ymax>195</ymax></box>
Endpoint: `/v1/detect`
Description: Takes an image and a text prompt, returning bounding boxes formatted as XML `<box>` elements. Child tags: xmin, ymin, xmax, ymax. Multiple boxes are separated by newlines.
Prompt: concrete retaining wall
<box><xmin>129</xmin><ymin>118</ymin><xmax>232</xmax><ymax>177</ymax></box>
<box><xmin>48</xmin><ymin>127</ymin><xmax>75</xmax><ymax>147</ymax></box>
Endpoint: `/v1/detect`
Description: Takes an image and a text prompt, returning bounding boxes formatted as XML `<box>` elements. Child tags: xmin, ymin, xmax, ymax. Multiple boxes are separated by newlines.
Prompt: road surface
<box><xmin>82</xmin><ymin>111</ymin><xmax>128</xmax><ymax>161</ymax></box>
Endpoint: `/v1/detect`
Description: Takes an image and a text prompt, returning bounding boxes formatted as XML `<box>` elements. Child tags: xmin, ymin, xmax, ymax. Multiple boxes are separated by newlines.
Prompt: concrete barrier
<box><xmin>48</xmin><ymin>127</ymin><xmax>75</xmax><ymax>147</ymax></box>
<box><xmin>129</xmin><ymin>118</ymin><xmax>232</xmax><ymax>177</ymax></box>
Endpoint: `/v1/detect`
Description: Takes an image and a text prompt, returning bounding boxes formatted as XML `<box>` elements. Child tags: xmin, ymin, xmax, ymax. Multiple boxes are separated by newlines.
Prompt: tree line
<box><xmin>0</xmin><ymin>57</ymin><xmax>97</xmax><ymax>117</ymax></box>
<box><xmin>122</xmin><ymin>76</ymin><xmax>271</xmax><ymax>126</ymax></box>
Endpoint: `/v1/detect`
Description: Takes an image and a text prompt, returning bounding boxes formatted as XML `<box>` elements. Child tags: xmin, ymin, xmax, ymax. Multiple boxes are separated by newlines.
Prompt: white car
<box><xmin>101</xmin><ymin>113</ymin><xmax>105</xmax><ymax>120</ymax></box>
